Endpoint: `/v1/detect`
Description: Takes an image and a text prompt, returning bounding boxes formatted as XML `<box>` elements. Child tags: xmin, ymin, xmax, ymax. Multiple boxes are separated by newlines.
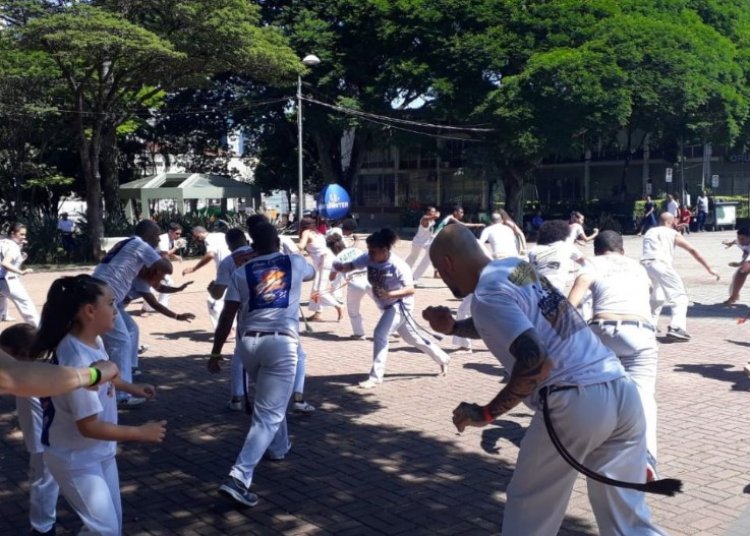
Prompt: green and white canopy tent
<box><xmin>119</xmin><ymin>173</ymin><xmax>257</xmax><ymax>219</ymax></box>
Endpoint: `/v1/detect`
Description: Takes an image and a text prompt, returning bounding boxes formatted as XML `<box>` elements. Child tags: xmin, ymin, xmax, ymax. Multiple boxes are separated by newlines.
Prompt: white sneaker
<box><xmin>291</xmin><ymin>400</ymin><xmax>315</xmax><ymax>414</ymax></box>
<box><xmin>2</xmin><ymin>315</ymin><xmax>16</xmax><ymax>322</ymax></box>
<box><xmin>118</xmin><ymin>397</ymin><xmax>146</xmax><ymax>408</ymax></box>
<box><xmin>350</xmin><ymin>334</ymin><xmax>367</xmax><ymax>340</ymax></box>
<box><xmin>358</xmin><ymin>379</ymin><xmax>379</xmax><ymax>389</ymax></box>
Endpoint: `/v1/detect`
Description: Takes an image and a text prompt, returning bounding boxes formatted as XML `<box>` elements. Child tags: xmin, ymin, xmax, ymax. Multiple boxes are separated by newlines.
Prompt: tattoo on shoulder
<box><xmin>509</xmin><ymin>329</ymin><xmax>547</xmax><ymax>375</ymax></box>
<box><xmin>452</xmin><ymin>318</ymin><xmax>481</xmax><ymax>339</ymax></box>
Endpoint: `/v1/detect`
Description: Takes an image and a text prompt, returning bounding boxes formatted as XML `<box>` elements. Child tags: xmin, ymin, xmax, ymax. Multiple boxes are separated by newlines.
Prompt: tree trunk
<box><xmin>100</xmin><ymin>121</ymin><xmax>123</xmax><ymax>222</ymax></box>
<box><xmin>503</xmin><ymin>168</ymin><xmax>525</xmax><ymax>225</ymax></box>
<box><xmin>313</xmin><ymin>132</ymin><xmax>338</xmax><ymax>185</ymax></box>
<box><xmin>79</xmin><ymin>118</ymin><xmax>104</xmax><ymax>260</ymax></box>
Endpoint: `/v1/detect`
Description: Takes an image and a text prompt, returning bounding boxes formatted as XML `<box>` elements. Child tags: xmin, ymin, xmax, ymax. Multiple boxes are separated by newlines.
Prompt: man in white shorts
<box><xmin>641</xmin><ymin>212</ymin><xmax>719</xmax><ymax>340</ymax></box>
<box><xmin>93</xmin><ymin>220</ymin><xmax>171</xmax><ymax>406</ymax></box>
<box><xmin>569</xmin><ymin>230</ymin><xmax>661</xmax><ymax>480</ymax></box>
<box><xmin>183</xmin><ymin>226</ymin><xmax>231</xmax><ymax>328</ymax></box>
<box><xmin>424</xmin><ymin>224</ymin><xmax>669</xmax><ymax>535</ymax></box>
<box><xmin>209</xmin><ymin>222</ymin><xmax>315</xmax><ymax>508</ymax></box>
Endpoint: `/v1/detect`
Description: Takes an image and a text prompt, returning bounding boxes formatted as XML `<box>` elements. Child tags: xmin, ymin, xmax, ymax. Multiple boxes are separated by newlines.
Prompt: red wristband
<box><xmin>482</xmin><ymin>405</ymin><xmax>494</xmax><ymax>423</ymax></box>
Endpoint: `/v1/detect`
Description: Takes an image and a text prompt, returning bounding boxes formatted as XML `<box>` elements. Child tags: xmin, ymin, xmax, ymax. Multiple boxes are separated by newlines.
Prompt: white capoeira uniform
<box><xmin>224</xmin><ymin>252</ymin><xmax>314</xmax><ymax>487</ymax></box>
<box><xmin>478</xmin><ymin>223</ymin><xmax>519</xmax><ymax>260</ymax></box>
<box><xmin>472</xmin><ymin>258</ymin><xmax>665</xmax><ymax>535</ymax></box>
<box><xmin>584</xmin><ymin>254</ymin><xmax>660</xmax><ymax>461</ymax></box>
<box><xmin>405</xmin><ymin>219</ymin><xmax>435</xmax><ymax>283</ymax></box>
<box><xmin>0</xmin><ymin>238</ymin><xmax>39</xmax><ymax>326</ymax></box>
<box><xmin>204</xmin><ymin>232</ymin><xmax>231</xmax><ymax>329</ymax></box>
<box><xmin>641</xmin><ymin>226</ymin><xmax>688</xmax><ymax>331</ymax></box>
<box><xmin>305</xmin><ymin>233</ymin><xmax>339</xmax><ymax>313</ymax></box>
<box><xmin>143</xmin><ymin>232</ymin><xmax>181</xmax><ymax>310</ymax></box>
<box><xmin>350</xmin><ymin>252</ymin><xmax>449</xmax><ymax>383</ymax></box>
<box><xmin>216</xmin><ymin>245</ymin><xmax>255</xmax><ymax>401</ymax></box>
<box><xmin>42</xmin><ymin>334</ymin><xmax>122</xmax><ymax>536</ymax></box>
<box><xmin>529</xmin><ymin>240</ymin><xmax>591</xmax><ymax>320</ymax></box>
<box><xmin>16</xmin><ymin>394</ymin><xmax>59</xmax><ymax>534</ymax></box>
<box><xmin>336</xmin><ymin>247</ymin><xmax>374</xmax><ymax>337</ymax></box>
<box><xmin>566</xmin><ymin>222</ymin><xmax>586</xmax><ymax>244</ymax></box>
<box><xmin>93</xmin><ymin>236</ymin><xmax>161</xmax><ymax>394</ymax></box>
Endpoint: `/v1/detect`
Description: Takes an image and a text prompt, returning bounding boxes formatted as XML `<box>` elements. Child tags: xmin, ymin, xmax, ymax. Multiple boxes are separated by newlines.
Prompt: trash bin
<box><xmin>713</xmin><ymin>201</ymin><xmax>739</xmax><ymax>231</ymax></box>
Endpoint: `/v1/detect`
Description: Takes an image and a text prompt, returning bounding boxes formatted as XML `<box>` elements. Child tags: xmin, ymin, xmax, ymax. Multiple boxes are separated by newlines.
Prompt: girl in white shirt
<box><xmin>0</xmin><ymin>223</ymin><xmax>39</xmax><ymax>326</ymax></box>
<box><xmin>32</xmin><ymin>275</ymin><xmax>167</xmax><ymax>536</ymax></box>
<box><xmin>298</xmin><ymin>217</ymin><xmax>342</xmax><ymax>321</ymax></box>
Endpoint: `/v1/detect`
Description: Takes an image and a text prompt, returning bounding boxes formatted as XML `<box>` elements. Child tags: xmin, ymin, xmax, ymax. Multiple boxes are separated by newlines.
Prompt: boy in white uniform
<box><xmin>143</xmin><ymin>222</ymin><xmax>185</xmax><ymax>311</ymax></box>
<box><xmin>93</xmin><ymin>220</ymin><xmax>170</xmax><ymax>406</ymax></box>
<box><xmin>641</xmin><ymin>212</ymin><xmax>719</xmax><ymax>340</ymax></box>
<box><xmin>405</xmin><ymin>206</ymin><xmax>440</xmax><ymax>285</ymax></box>
<box><xmin>529</xmin><ymin>219</ymin><xmax>586</xmax><ymax>295</ymax></box>
<box><xmin>183</xmin><ymin>226</ymin><xmax>231</xmax><ymax>328</ymax></box>
<box><xmin>208</xmin><ymin>222</ymin><xmax>315</xmax><ymax>507</ymax></box>
<box><xmin>569</xmin><ymin>230</ymin><xmax>661</xmax><ymax>479</ymax></box>
<box><xmin>425</xmin><ymin>224</ymin><xmax>668</xmax><ymax>535</ymax></box>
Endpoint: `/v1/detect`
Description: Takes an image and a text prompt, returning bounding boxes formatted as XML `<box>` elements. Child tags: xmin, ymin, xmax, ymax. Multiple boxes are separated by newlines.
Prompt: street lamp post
<box><xmin>297</xmin><ymin>54</ymin><xmax>321</xmax><ymax>225</ymax></box>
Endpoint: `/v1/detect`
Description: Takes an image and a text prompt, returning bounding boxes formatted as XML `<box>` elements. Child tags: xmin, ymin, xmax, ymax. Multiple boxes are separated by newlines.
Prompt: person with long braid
<box><xmin>333</xmin><ymin>228</ymin><xmax>449</xmax><ymax>389</ymax></box>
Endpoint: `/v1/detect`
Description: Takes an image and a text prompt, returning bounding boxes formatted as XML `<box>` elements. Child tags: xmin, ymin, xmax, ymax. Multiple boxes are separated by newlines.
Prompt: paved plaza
<box><xmin>2</xmin><ymin>231</ymin><xmax>750</xmax><ymax>535</ymax></box>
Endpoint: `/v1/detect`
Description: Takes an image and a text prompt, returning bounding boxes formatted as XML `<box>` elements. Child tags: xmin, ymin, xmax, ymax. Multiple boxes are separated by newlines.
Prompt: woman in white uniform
<box><xmin>0</xmin><ymin>223</ymin><xmax>39</xmax><ymax>326</ymax></box>
<box><xmin>298</xmin><ymin>217</ymin><xmax>342</xmax><ymax>321</ymax></box>
<box><xmin>405</xmin><ymin>206</ymin><xmax>440</xmax><ymax>285</ymax></box>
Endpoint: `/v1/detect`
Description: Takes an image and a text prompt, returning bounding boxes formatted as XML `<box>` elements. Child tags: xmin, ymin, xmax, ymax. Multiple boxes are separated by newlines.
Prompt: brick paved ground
<box><xmin>2</xmin><ymin>231</ymin><xmax>750</xmax><ymax>535</ymax></box>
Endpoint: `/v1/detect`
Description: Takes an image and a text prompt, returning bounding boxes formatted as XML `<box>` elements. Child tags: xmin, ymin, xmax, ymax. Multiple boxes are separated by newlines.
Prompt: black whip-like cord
<box><xmin>540</xmin><ymin>386</ymin><xmax>682</xmax><ymax>496</ymax></box>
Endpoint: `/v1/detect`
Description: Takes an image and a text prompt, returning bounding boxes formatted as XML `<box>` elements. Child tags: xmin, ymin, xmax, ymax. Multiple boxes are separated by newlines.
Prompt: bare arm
<box><xmin>139</xmin><ymin>292</ymin><xmax>194</xmax><ymax>322</ymax></box>
<box><xmin>452</xmin><ymin>329</ymin><xmax>553</xmax><ymax>431</ymax></box>
<box><xmin>0</xmin><ymin>352</ymin><xmax>119</xmax><ymax>397</ymax></box>
<box><xmin>297</xmin><ymin>230</ymin><xmax>312</xmax><ymax>253</ymax></box>
<box><xmin>675</xmin><ymin>235</ymin><xmax>719</xmax><ymax>278</ymax></box>
<box><xmin>77</xmin><ymin>414</ymin><xmax>166</xmax><ymax>443</ymax></box>
<box><xmin>208</xmin><ymin>300</ymin><xmax>240</xmax><ymax>373</ymax></box>
<box><xmin>567</xmin><ymin>273</ymin><xmax>595</xmax><ymax>308</ymax></box>
<box><xmin>183</xmin><ymin>253</ymin><xmax>215</xmax><ymax>275</ymax></box>
<box><xmin>422</xmin><ymin>306</ymin><xmax>482</xmax><ymax>339</ymax></box>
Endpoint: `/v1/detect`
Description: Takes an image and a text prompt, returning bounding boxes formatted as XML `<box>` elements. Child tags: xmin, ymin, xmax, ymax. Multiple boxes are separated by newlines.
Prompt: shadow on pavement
<box><xmin>673</xmin><ymin>363</ymin><xmax>750</xmax><ymax>391</ymax></box>
<box><xmin>688</xmin><ymin>302</ymin><xmax>750</xmax><ymax>320</ymax></box>
<box><xmin>0</xmin><ymin>353</ymin><xmax>599</xmax><ymax>536</ymax></box>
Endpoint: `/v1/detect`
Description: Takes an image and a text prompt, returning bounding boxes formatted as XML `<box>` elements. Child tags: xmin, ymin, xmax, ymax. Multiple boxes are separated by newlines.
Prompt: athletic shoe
<box><xmin>666</xmin><ymin>327</ymin><xmax>691</xmax><ymax>341</ymax></box>
<box><xmin>117</xmin><ymin>397</ymin><xmax>146</xmax><ymax>408</ymax></box>
<box><xmin>2</xmin><ymin>315</ymin><xmax>16</xmax><ymax>322</ymax></box>
<box><xmin>226</xmin><ymin>398</ymin><xmax>244</xmax><ymax>411</ymax></box>
<box><xmin>358</xmin><ymin>379</ymin><xmax>379</xmax><ymax>389</ymax></box>
<box><xmin>291</xmin><ymin>400</ymin><xmax>315</xmax><ymax>414</ymax></box>
<box><xmin>219</xmin><ymin>477</ymin><xmax>258</xmax><ymax>507</ymax></box>
<box><xmin>264</xmin><ymin>444</ymin><xmax>292</xmax><ymax>462</ymax></box>
<box><xmin>137</xmin><ymin>344</ymin><xmax>149</xmax><ymax>355</ymax></box>
<box><xmin>132</xmin><ymin>368</ymin><xmax>142</xmax><ymax>377</ymax></box>
<box><xmin>743</xmin><ymin>363</ymin><xmax>750</xmax><ymax>378</ymax></box>
<box><xmin>350</xmin><ymin>334</ymin><xmax>367</xmax><ymax>340</ymax></box>
<box><xmin>453</xmin><ymin>347</ymin><xmax>473</xmax><ymax>355</ymax></box>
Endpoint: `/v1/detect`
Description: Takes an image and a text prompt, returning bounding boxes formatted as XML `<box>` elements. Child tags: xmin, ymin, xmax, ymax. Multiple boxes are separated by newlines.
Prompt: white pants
<box><xmin>590</xmin><ymin>322</ymin><xmax>659</xmax><ymax>459</ymax></box>
<box><xmin>405</xmin><ymin>241</ymin><xmax>432</xmax><ymax>283</ymax></box>
<box><xmin>452</xmin><ymin>295</ymin><xmax>473</xmax><ymax>349</ymax></box>
<box><xmin>230</xmin><ymin>344</ymin><xmax>245</xmax><ymax>399</ymax></box>
<box><xmin>44</xmin><ymin>454</ymin><xmax>122</xmax><ymax>536</ymax></box>
<box><xmin>28</xmin><ymin>452</ymin><xmax>59</xmax><ymax>533</ymax></box>
<box><xmin>102</xmin><ymin>305</ymin><xmax>138</xmax><ymax>395</ymax></box>
<box><xmin>347</xmin><ymin>276</ymin><xmax>374</xmax><ymax>336</ymax></box>
<box><xmin>0</xmin><ymin>276</ymin><xmax>39</xmax><ymax>326</ymax></box>
<box><xmin>503</xmin><ymin>378</ymin><xmax>665</xmax><ymax>536</ymax></box>
<box><xmin>370</xmin><ymin>303</ymin><xmax>449</xmax><ymax>383</ymax></box>
<box><xmin>229</xmin><ymin>333</ymin><xmax>298</xmax><ymax>488</ymax></box>
<box><xmin>642</xmin><ymin>259</ymin><xmax>688</xmax><ymax>331</ymax></box>
<box><xmin>208</xmin><ymin>296</ymin><xmax>224</xmax><ymax>329</ymax></box>
<box><xmin>308</xmin><ymin>255</ymin><xmax>339</xmax><ymax>312</ymax></box>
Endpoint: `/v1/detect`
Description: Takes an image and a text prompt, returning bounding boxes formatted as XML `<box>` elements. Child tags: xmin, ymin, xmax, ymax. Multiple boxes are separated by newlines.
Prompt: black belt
<box><xmin>244</xmin><ymin>330</ymin><xmax>294</xmax><ymax>338</ymax></box>
<box><xmin>588</xmin><ymin>319</ymin><xmax>655</xmax><ymax>332</ymax></box>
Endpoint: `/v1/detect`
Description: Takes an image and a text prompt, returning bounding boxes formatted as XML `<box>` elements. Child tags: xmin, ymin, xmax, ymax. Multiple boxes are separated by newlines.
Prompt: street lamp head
<box><xmin>302</xmin><ymin>54</ymin><xmax>321</xmax><ymax>67</ymax></box>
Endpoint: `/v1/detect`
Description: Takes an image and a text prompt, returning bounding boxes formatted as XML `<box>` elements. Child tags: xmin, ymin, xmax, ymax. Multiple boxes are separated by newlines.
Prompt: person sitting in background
<box><xmin>677</xmin><ymin>206</ymin><xmax>692</xmax><ymax>235</ymax></box>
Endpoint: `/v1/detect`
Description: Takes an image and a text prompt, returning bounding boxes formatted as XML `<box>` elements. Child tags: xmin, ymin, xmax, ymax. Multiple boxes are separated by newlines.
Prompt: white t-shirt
<box><xmin>304</xmin><ymin>233</ymin><xmax>329</xmax><ymax>263</ymax></box>
<box><xmin>16</xmin><ymin>396</ymin><xmax>44</xmax><ymax>454</ymax></box>
<box><xmin>216</xmin><ymin>245</ymin><xmax>254</xmax><ymax>288</ymax></box>
<box><xmin>566</xmin><ymin>222</ymin><xmax>585</xmax><ymax>244</ymax></box>
<box><xmin>413</xmin><ymin>219</ymin><xmax>435</xmax><ymax>247</ymax></box>
<box><xmin>528</xmin><ymin>241</ymin><xmax>583</xmax><ymax>294</ymax></box>
<box><xmin>471</xmin><ymin>258</ymin><xmax>624</xmax><ymax>410</ymax></box>
<box><xmin>0</xmin><ymin>239</ymin><xmax>23</xmax><ymax>278</ymax></box>
<box><xmin>585</xmin><ymin>255</ymin><xmax>652</xmax><ymax>320</ymax></box>
<box><xmin>641</xmin><ymin>226</ymin><xmax>678</xmax><ymax>264</ymax></box>
<box><xmin>42</xmin><ymin>335</ymin><xmax>117</xmax><ymax>466</ymax></box>
<box><xmin>57</xmin><ymin>219</ymin><xmax>75</xmax><ymax>233</ymax></box>
<box><xmin>204</xmin><ymin>232</ymin><xmax>230</xmax><ymax>270</ymax></box>
<box><xmin>92</xmin><ymin>236</ymin><xmax>162</xmax><ymax>304</ymax></box>
<box><xmin>666</xmin><ymin>200</ymin><xmax>679</xmax><ymax>216</ymax></box>
<box><xmin>279</xmin><ymin>235</ymin><xmax>298</xmax><ymax>256</ymax></box>
<box><xmin>352</xmin><ymin>252</ymin><xmax>414</xmax><ymax>309</ymax></box>
<box><xmin>226</xmin><ymin>252</ymin><xmax>314</xmax><ymax>336</ymax></box>
<box><xmin>697</xmin><ymin>196</ymin><xmax>709</xmax><ymax>213</ymax></box>
<box><xmin>479</xmin><ymin>223</ymin><xmax>518</xmax><ymax>259</ymax></box>
<box><xmin>337</xmin><ymin>247</ymin><xmax>367</xmax><ymax>280</ymax></box>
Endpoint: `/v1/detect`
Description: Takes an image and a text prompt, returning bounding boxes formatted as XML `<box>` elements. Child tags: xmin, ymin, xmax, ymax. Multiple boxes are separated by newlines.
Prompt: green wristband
<box><xmin>88</xmin><ymin>367</ymin><xmax>102</xmax><ymax>387</ymax></box>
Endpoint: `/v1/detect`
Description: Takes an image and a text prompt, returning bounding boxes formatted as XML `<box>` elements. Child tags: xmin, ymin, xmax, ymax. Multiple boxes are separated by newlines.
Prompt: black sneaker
<box><xmin>219</xmin><ymin>477</ymin><xmax>258</xmax><ymax>507</ymax></box>
<box><xmin>666</xmin><ymin>327</ymin><xmax>691</xmax><ymax>341</ymax></box>
<box><xmin>31</xmin><ymin>528</ymin><xmax>56</xmax><ymax>536</ymax></box>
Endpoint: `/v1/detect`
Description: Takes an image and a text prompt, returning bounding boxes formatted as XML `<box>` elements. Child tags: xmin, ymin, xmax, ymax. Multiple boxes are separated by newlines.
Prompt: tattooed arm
<box><xmin>452</xmin><ymin>328</ymin><xmax>552</xmax><ymax>432</ymax></box>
